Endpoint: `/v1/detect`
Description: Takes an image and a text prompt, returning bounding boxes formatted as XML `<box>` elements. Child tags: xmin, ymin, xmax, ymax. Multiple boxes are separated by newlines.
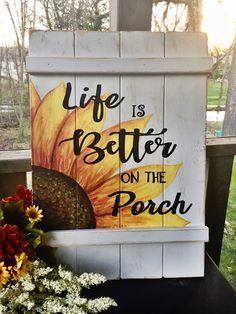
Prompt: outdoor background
<box><xmin>0</xmin><ymin>0</ymin><xmax>235</xmax><ymax>289</ymax></box>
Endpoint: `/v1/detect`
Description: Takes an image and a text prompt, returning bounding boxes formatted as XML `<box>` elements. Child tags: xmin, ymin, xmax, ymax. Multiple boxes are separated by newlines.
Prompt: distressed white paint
<box><xmin>29</xmin><ymin>31</ymin><xmax>74</xmax><ymax>57</ymax></box>
<box><xmin>164</xmin><ymin>32</ymin><xmax>207</xmax><ymax>226</ymax></box>
<box><xmin>75</xmin><ymin>31</ymin><xmax>121</xmax><ymax>278</ymax></box>
<box><xmin>75</xmin><ymin>31</ymin><xmax>120</xmax><ymax>57</ymax></box>
<box><xmin>119</xmin><ymin>31</ymin><xmax>164</xmax><ymax>277</ymax></box>
<box><xmin>42</xmin><ymin>227</ymin><xmax>209</xmax><ymax>247</ymax></box>
<box><xmin>26</xmin><ymin>56</ymin><xmax>212</xmax><ymax>74</ymax></box>
<box><xmin>76</xmin><ymin>245</ymin><xmax>120</xmax><ymax>279</ymax></box>
<box><xmin>29</xmin><ymin>31</ymin><xmax>76</xmax><ymax>104</ymax></box>
<box><xmin>163</xmin><ymin>242</ymin><xmax>205</xmax><ymax>278</ymax></box>
<box><xmin>29</xmin><ymin>31</ymin><xmax>210</xmax><ymax>279</ymax></box>
<box><xmin>121</xmin><ymin>244</ymin><xmax>162</xmax><ymax>278</ymax></box>
<box><xmin>52</xmin><ymin>247</ymin><xmax>77</xmax><ymax>273</ymax></box>
<box><xmin>163</xmin><ymin>32</ymin><xmax>207</xmax><ymax>277</ymax></box>
<box><xmin>29</xmin><ymin>31</ymin><xmax>78</xmax><ymax>272</ymax></box>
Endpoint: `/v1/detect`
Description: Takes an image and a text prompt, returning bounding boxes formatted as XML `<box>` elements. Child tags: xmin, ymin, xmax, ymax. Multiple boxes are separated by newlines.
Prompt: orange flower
<box><xmin>30</xmin><ymin>81</ymin><xmax>189</xmax><ymax>229</ymax></box>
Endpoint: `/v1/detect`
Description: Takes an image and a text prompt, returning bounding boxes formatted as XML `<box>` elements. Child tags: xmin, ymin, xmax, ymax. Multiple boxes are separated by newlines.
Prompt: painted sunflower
<box><xmin>30</xmin><ymin>81</ymin><xmax>189</xmax><ymax>230</ymax></box>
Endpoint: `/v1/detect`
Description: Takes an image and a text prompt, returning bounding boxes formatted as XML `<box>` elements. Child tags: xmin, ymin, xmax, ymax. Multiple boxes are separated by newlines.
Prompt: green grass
<box><xmin>207</xmin><ymin>79</ymin><xmax>227</xmax><ymax>108</ymax></box>
<box><xmin>207</xmin><ymin>79</ymin><xmax>228</xmax><ymax>137</ymax></box>
<box><xmin>220</xmin><ymin>157</ymin><xmax>236</xmax><ymax>290</ymax></box>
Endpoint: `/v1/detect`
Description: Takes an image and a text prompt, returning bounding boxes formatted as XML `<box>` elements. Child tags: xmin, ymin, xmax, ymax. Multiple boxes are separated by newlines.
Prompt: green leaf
<box><xmin>0</xmin><ymin>208</ymin><xmax>3</xmax><ymax>222</ymax></box>
<box><xmin>2</xmin><ymin>200</ymin><xmax>28</xmax><ymax>228</ymax></box>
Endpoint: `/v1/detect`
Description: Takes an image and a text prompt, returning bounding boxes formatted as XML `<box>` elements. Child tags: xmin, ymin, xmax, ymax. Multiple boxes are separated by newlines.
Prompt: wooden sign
<box><xmin>27</xmin><ymin>31</ymin><xmax>211</xmax><ymax>279</ymax></box>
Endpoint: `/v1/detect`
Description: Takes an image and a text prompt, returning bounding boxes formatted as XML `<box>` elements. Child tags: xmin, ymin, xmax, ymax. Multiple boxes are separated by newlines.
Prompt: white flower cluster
<box><xmin>0</xmin><ymin>259</ymin><xmax>117</xmax><ymax>314</ymax></box>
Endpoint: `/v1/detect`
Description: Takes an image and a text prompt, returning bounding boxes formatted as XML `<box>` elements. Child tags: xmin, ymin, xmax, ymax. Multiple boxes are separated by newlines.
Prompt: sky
<box><xmin>0</xmin><ymin>0</ymin><xmax>236</xmax><ymax>48</ymax></box>
<box><xmin>202</xmin><ymin>0</ymin><xmax>236</xmax><ymax>48</ymax></box>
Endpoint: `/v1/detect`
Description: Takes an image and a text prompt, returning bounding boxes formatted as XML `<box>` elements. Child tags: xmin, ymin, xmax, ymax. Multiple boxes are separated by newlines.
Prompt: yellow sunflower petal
<box><xmin>66</xmin><ymin>97</ymin><xmax>107</xmax><ymax>179</ymax></box>
<box><xmin>51</xmin><ymin>109</ymin><xmax>76</xmax><ymax>176</ymax></box>
<box><xmin>32</xmin><ymin>81</ymin><xmax>67</xmax><ymax>168</ymax></box>
<box><xmin>121</xmin><ymin>209</ymin><xmax>189</xmax><ymax>228</ymax></box>
<box><xmin>29</xmin><ymin>80</ymin><xmax>41</xmax><ymax>123</ymax></box>
<box><xmin>121</xmin><ymin>209</ymin><xmax>162</xmax><ymax>228</ymax></box>
<box><xmin>95</xmin><ymin>210</ymin><xmax>189</xmax><ymax>228</ymax></box>
<box><xmin>163</xmin><ymin>212</ymin><xmax>189</xmax><ymax>227</ymax></box>
<box><xmin>96</xmin><ymin>214</ymin><xmax>120</xmax><ymax>228</ymax></box>
<box><xmin>89</xmin><ymin>163</ymin><xmax>181</xmax><ymax>216</ymax></box>
<box><xmin>74</xmin><ymin>115</ymin><xmax>151</xmax><ymax>193</ymax></box>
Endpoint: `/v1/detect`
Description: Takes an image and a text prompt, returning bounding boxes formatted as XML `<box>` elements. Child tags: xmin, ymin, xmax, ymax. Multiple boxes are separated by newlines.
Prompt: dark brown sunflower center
<box><xmin>32</xmin><ymin>166</ymin><xmax>96</xmax><ymax>230</ymax></box>
<box><xmin>29</xmin><ymin>212</ymin><xmax>37</xmax><ymax>219</ymax></box>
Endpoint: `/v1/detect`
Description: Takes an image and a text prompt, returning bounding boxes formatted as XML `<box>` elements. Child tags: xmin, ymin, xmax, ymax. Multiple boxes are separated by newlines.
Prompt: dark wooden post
<box><xmin>206</xmin><ymin>137</ymin><xmax>236</xmax><ymax>266</ymax></box>
<box><xmin>0</xmin><ymin>150</ymin><xmax>31</xmax><ymax>198</ymax></box>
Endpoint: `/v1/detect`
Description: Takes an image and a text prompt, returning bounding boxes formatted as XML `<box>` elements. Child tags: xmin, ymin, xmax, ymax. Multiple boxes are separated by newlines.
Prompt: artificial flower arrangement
<box><xmin>0</xmin><ymin>185</ymin><xmax>117</xmax><ymax>313</ymax></box>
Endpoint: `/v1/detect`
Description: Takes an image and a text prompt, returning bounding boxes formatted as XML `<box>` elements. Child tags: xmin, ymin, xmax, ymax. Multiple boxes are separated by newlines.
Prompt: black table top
<box><xmin>84</xmin><ymin>254</ymin><xmax>236</xmax><ymax>314</ymax></box>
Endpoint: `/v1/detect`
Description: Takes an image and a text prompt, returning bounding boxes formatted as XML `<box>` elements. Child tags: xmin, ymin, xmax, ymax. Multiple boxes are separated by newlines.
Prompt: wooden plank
<box><xmin>30</xmin><ymin>31</ymin><xmax>77</xmax><ymax>231</ymax></box>
<box><xmin>51</xmin><ymin>247</ymin><xmax>77</xmax><ymax>273</ymax></box>
<box><xmin>163</xmin><ymin>75</ymin><xmax>206</xmax><ymax>226</ymax></box>
<box><xmin>163</xmin><ymin>32</ymin><xmax>208</xmax><ymax>277</ymax></box>
<box><xmin>42</xmin><ymin>227</ymin><xmax>209</xmax><ymax>247</ymax></box>
<box><xmin>164</xmin><ymin>32</ymin><xmax>207</xmax><ymax>227</ymax></box>
<box><xmin>29</xmin><ymin>31</ymin><xmax>78</xmax><ymax>273</ymax></box>
<box><xmin>74</xmin><ymin>31</ymin><xmax>121</xmax><ymax>278</ymax></box>
<box><xmin>0</xmin><ymin>150</ymin><xmax>31</xmax><ymax>173</ymax></box>
<box><xmin>26</xmin><ymin>56</ymin><xmax>213</xmax><ymax>75</ymax></box>
<box><xmin>165</xmin><ymin>32</ymin><xmax>209</xmax><ymax>57</ymax></box>
<box><xmin>119</xmin><ymin>32</ymin><xmax>164</xmax><ymax>228</ymax></box>
<box><xmin>206</xmin><ymin>137</ymin><xmax>236</xmax><ymax>157</ymax></box>
<box><xmin>163</xmin><ymin>243</ymin><xmax>205</xmax><ymax>278</ymax></box>
<box><xmin>121</xmin><ymin>244</ymin><xmax>162</xmax><ymax>279</ymax></box>
<box><xmin>205</xmin><ymin>155</ymin><xmax>234</xmax><ymax>265</ymax></box>
<box><xmin>29</xmin><ymin>30</ymin><xmax>75</xmax><ymax>57</ymax></box>
<box><xmin>0</xmin><ymin>172</ymin><xmax>27</xmax><ymax>198</ymax></box>
<box><xmin>75</xmin><ymin>31</ymin><xmax>120</xmax><ymax>229</ymax></box>
<box><xmin>76</xmin><ymin>245</ymin><xmax>120</xmax><ymax>279</ymax></box>
<box><xmin>119</xmin><ymin>32</ymin><xmax>165</xmax><ymax>278</ymax></box>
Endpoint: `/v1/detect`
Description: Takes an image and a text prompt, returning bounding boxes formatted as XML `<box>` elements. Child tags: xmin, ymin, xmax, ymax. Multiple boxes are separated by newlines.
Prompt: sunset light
<box><xmin>202</xmin><ymin>0</ymin><xmax>236</xmax><ymax>48</ymax></box>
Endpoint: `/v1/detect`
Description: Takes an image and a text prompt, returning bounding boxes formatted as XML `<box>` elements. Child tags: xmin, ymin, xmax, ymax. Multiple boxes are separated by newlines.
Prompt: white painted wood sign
<box><xmin>27</xmin><ymin>31</ymin><xmax>211</xmax><ymax>279</ymax></box>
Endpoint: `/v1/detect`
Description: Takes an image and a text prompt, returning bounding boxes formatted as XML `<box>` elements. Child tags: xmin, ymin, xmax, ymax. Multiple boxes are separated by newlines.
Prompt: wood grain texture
<box><xmin>119</xmin><ymin>31</ymin><xmax>164</xmax><ymax>277</ymax></box>
<box><xmin>163</xmin><ymin>32</ymin><xmax>208</xmax><ymax>277</ymax></box>
<box><xmin>29</xmin><ymin>31</ymin><xmax>78</xmax><ymax>268</ymax></box>
<box><xmin>121</xmin><ymin>244</ymin><xmax>162</xmax><ymax>278</ymax></box>
<box><xmin>42</xmin><ymin>227</ymin><xmax>209</xmax><ymax>247</ymax></box>
<box><xmin>28</xmin><ymin>31</ymin><xmax>210</xmax><ymax>278</ymax></box>
<box><xmin>163</xmin><ymin>242</ymin><xmax>205</xmax><ymax>278</ymax></box>
<box><xmin>26</xmin><ymin>56</ymin><xmax>212</xmax><ymax>74</ymax></box>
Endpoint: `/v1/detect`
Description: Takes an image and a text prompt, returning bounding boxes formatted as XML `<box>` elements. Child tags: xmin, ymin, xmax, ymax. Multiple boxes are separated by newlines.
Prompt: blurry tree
<box><xmin>152</xmin><ymin>0</ymin><xmax>202</xmax><ymax>32</ymax></box>
<box><xmin>223</xmin><ymin>37</ymin><xmax>236</xmax><ymax>136</ymax></box>
<box><xmin>38</xmin><ymin>0</ymin><xmax>109</xmax><ymax>31</ymax></box>
<box><xmin>0</xmin><ymin>46</ymin><xmax>27</xmax><ymax>127</ymax></box>
<box><xmin>209</xmin><ymin>45</ymin><xmax>232</xmax><ymax>108</ymax></box>
<box><xmin>4</xmin><ymin>0</ymin><xmax>36</xmax><ymax>138</ymax></box>
<box><xmin>0</xmin><ymin>48</ymin><xmax>3</xmax><ymax>107</ymax></box>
